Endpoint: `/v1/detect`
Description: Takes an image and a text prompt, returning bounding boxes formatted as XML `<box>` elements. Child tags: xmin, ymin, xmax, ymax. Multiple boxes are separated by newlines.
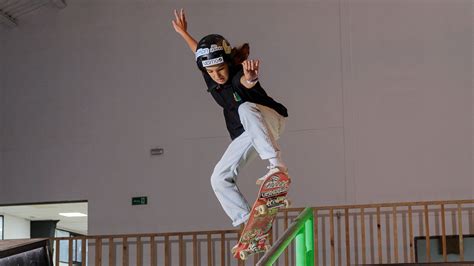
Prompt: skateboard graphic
<box><xmin>232</xmin><ymin>171</ymin><xmax>291</xmax><ymax>260</ymax></box>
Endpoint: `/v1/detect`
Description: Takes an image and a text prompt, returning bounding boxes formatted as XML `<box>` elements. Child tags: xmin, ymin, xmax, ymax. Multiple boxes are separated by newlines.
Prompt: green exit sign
<box><xmin>132</xmin><ymin>196</ymin><xmax>148</xmax><ymax>205</ymax></box>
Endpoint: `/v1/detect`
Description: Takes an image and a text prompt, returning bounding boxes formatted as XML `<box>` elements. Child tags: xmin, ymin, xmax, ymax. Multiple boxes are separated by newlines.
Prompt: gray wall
<box><xmin>472</xmin><ymin>5</ymin><xmax>474</xmax><ymax>203</ymax></box>
<box><xmin>0</xmin><ymin>0</ymin><xmax>472</xmax><ymax>235</ymax></box>
<box><xmin>0</xmin><ymin>27</ymin><xmax>5</xmax><ymax>197</ymax></box>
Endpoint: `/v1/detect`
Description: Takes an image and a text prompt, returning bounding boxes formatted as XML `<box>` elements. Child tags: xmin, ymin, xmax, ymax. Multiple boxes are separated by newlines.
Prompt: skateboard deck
<box><xmin>232</xmin><ymin>171</ymin><xmax>291</xmax><ymax>260</ymax></box>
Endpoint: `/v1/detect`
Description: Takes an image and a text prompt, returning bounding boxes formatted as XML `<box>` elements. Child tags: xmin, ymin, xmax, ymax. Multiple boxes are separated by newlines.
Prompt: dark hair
<box><xmin>230</xmin><ymin>43</ymin><xmax>250</xmax><ymax>66</ymax></box>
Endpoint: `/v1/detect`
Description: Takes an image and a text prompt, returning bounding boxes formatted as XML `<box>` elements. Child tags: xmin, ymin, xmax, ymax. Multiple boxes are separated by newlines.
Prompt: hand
<box><xmin>242</xmin><ymin>59</ymin><xmax>259</xmax><ymax>82</ymax></box>
<box><xmin>172</xmin><ymin>8</ymin><xmax>188</xmax><ymax>35</ymax></box>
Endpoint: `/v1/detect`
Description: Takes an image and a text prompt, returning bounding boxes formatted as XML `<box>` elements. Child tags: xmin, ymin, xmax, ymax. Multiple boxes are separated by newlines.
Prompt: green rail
<box><xmin>257</xmin><ymin>207</ymin><xmax>314</xmax><ymax>266</ymax></box>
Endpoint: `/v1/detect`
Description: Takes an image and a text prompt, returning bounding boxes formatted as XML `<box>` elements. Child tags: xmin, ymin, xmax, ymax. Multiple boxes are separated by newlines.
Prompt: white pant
<box><xmin>210</xmin><ymin>102</ymin><xmax>286</xmax><ymax>226</ymax></box>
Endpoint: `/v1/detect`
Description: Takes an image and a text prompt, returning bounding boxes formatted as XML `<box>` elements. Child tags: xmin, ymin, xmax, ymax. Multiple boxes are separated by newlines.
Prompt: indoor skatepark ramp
<box><xmin>0</xmin><ymin>238</ymin><xmax>53</xmax><ymax>266</ymax></box>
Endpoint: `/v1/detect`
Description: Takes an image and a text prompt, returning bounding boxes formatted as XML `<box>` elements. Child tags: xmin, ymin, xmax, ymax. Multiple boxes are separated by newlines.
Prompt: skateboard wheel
<box><xmin>284</xmin><ymin>199</ymin><xmax>291</xmax><ymax>208</ymax></box>
<box><xmin>256</xmin><ymin>205</ymin><xmax>268</xmax><ymax>216</ymax></box>
<box><xmin>239</xmin><ymin>251</ymin><xmax>248</xmax><ymax>260</ymax></box>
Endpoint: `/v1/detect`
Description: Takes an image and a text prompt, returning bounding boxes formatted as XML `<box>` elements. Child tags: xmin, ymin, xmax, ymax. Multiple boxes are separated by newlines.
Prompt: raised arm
<box><xmin>172</xmin><ymin>9</ymin><xmax>197</xmax><ymax>52</ymax></box>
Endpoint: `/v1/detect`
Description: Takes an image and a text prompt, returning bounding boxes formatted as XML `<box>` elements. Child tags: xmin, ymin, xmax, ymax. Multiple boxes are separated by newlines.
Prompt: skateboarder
<box><xmin>172</xmin><ymin>9</ymin><xmax>289</xmax><ymax>227</ymax></box>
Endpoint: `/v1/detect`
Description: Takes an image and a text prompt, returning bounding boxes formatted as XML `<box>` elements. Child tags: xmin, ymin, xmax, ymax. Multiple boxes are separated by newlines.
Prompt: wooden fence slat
<box><xmin>424</xmin><ymin>205</ymin><xmax>431</xmax><ymax>263</ymax></box>
<box><xmin>402</xmin><ymin>212</ymin><xmax>408</xmax><ymax>263</ymax></box>
<box><xmin>377</xmin><ymin>207</ymin><xmax>382</xmax><ymax>264</ymax></box>
<box><xmin>207</xmin><ymin>233</ymin><xmax>212</xmax><ymax>266</ymax></box>
<box><xmin>193</xmin><ymin>234</ymin><xmax>198</xmax><ymax>266</ymax></box>
<box><xmin>345</xmin><ymin>208</ymin><xmax>350</xmax><ymax>266</ymax></box>
<box><xmin>330</xmin><ymin>209</ymin><xmax>335</xmax><ymax>266</ymax></box>
<box><xmin>82</xmin><ymin>237</ymin><xmax>86</xmax><ymax>265</ymax></box>
<box><xmin>337</xmin><ymin>211</ymin><xmax>342</xmax><ymax>266</ymax></box>
<box><xmin>408</xmin><ymin>206</ymin><xmax>414</xmax><ymax>263</ymax></box>
<box><xmin>441</xmin><ymin>204</ymin><xmax>447</xmax><ymax>262</ymax></box>
<box><xmin>151</xmin><ymin>236</ymin><xmax>157</xmax><ymax>266</ymax></box>
<box><xmin>369</xmin><ymin>213</ymin><xmax>375</xmax><ymax>264</ymax></box>
<box><xmin>68</xmin><ymin>238</ymin><xmax>73</xmax><ymax>266</ymax></box>
<box><xmin>95</xmin><ymin>237</ymin><xmax>102</xmax><ymax>266</ymax></box>
<box><xmin>179</xmin><ymin>234</ymin><xmax>184</xmax><ymax>266</ymax></box>
<box><xmin>322</xmin><ymin>213</ymin><xmax>327</xmax><ymax>266</ymax></box>
<box><xmin>165</xmin><ymin>235</ymin><xmax>170</xmax><ymax>266</ymax></box>
<box><xmin>220</xmin><ymin>233</ymin><xmax>225</xmax><ymax>266</ymax></box>
<box><xmin>353</xmin><ymin>211</ymin><xmax>359</xmax><ymax>264</ymax></box>
<box><xmin>137</xmin><ymin>236</ymin><xmax>142</xmax><ymax>266</ymax></box>
<box><xmin>393</xmin><ymin>206</ymin><xmax>398</xmax><ymax>263</ymax></box>
<box><xmin>55</xmin><ymin>238</ymin><xmax>60</xmax><ymax>266</ymax></box>
<box><xmin>361</xmin><ymin>208</ymin><xmax>366</xmax><ymax>265</ymax></box>
<box><xmin>122</xmin><ymin>237</ymin><xmax>129</xmax><ymax>266</ymax></box>
<box><xmin>384</xmin><ymin>213</ymin><xmax>391</xmax><ymax>264</ymax></box>
<box><xmin>458</xmin><ymin>204</ymin><xmax>464</xmax><ymax>261</ymax></box>
<box><xmin>108</xmin><ymin>237</ymin><xmax>115</xmax><ymax>266</ymax></box>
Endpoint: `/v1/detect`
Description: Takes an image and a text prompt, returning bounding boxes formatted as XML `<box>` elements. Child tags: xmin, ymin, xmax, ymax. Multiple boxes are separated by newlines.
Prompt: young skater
<box><xmin>172</xmin><ymin>9</ymin><xmax>289</xmax><ymax>227</ymax></box>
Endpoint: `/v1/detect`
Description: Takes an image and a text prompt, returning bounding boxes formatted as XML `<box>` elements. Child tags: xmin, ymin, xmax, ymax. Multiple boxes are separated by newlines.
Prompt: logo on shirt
<box><xmin>233</xmin><ymin>92</ymin><xmax>242</xmax><ymax>102</ymax></box>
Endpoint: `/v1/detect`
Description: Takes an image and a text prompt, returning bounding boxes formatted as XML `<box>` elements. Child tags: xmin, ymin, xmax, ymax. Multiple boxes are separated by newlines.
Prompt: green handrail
<box><xmin>257</xmin><ymin>207</ymin><xmax>314</xmax><ymax>266</ymax></box>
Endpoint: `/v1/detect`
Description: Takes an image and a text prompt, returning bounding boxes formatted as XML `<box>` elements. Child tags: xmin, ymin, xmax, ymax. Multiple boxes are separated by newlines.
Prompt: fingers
<box><xmin>242</xmin><ymin>59</ymin><xmax>260</xmax><ymax>71</ymax></box>
<box><xmin>173</xmin><ymin>8</ymin><xmax>186</xmax><ymax>25</ymax></box>
<box><xmin>242</xmin><ymin>60</ymin><xmax>260</xmax><ymax>81</ymax></box>
<box><xmin>254</xmin><ymin>60</ymin><xmax>259</xmax><ymax>72</ymax></box>
<box><xmin>174</xmin><ymin>9</ymin><xmax>179</xmax><ymax>21</ymax></box>
<box><xmin>172</xmin><ymin>9</ymin><xmax>179</xmax><ymax>26</ymax></box>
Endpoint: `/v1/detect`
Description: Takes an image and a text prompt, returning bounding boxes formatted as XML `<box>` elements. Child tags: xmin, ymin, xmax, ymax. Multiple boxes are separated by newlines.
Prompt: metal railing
<box><xmin>257</xmin><ymin>207</ymin><xmax>314</xmax><ymax>266</ymax></box>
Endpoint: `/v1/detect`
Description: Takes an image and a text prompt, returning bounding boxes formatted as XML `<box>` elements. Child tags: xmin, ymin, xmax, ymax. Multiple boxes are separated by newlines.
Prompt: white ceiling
<box><xmin>0</xmin><ymin>202</ymin><xmax>88</xmax><ymax>235</ymax></box>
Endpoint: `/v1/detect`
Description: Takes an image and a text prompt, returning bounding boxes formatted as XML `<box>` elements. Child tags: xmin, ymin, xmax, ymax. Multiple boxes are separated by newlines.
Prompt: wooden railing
<box><xmin>308</xmin><ymin>199</ymin><xmax>474</xmax><ymax>265</ymax></box>
<box><xmin>50</xmin><ymin>229</ymin><xmax>242</xmax><ymax>266</ymax></box>
<box><xmin>48</xmin><ymin>199</ymin><xmax>474</xmax><ymax>265</ymax></box>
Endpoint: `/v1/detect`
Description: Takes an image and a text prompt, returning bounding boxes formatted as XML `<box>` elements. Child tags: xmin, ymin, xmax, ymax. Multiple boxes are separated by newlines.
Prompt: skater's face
<box><xmin>205</xmin><ymin>63</ymin><xmax>229</xmax><ymax>84</ymax></box>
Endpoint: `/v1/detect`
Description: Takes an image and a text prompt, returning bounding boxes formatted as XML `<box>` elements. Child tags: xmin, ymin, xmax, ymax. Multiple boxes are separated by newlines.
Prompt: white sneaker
<box><xmin>256</xmin><ymin>165</ymin><xmax>288</xmax><ymax>185</ymax></box>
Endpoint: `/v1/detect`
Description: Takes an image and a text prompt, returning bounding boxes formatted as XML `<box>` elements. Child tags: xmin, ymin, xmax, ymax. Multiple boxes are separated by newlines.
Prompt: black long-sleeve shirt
<box><xmin>203</xmin><ymin>65</ymin><xmax>288</xmax><ymax>140</ymax></box>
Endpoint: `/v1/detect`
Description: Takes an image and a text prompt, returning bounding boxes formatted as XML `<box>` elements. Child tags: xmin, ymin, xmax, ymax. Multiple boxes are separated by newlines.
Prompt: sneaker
<box><xmin>256</xmin><ymin>165</ymin><xmax>288</xmax><ymax>185</ymax></box>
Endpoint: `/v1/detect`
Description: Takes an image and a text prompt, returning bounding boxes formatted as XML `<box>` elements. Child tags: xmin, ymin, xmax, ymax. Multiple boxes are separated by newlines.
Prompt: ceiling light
<box><xmin>59</xmin><ymin>212</ymin><xmax>87</xmax><ymax>217</ymax></box>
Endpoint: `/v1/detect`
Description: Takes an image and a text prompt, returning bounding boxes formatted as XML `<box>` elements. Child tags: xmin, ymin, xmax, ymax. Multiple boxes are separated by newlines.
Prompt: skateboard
<box><xmin>232</xmin><ymin>171</ymin><xmax>291</xmax><ymax>260</ymax></box>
